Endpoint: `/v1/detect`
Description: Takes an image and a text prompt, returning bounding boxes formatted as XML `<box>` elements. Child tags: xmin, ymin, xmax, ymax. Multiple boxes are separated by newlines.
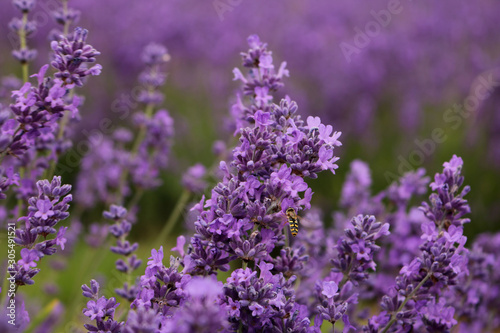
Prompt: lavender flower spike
<box><xmin>365</xmin><ymin>155</ymin><xmax>470</xmax><ymax>333</ymax></box>
<box><xmin>420</xmin><ymin>155</ymin><xmax>471</xmax><ymax>229</ymax></box>
<box><xmin>51</xmin><ymin>27</ymin><xmax>102</xmax><ymax>88</ymax></box>
<box><xmin>332</xmin><ymin>215</ymin><xmax>390</xmax><ymax>285</ymax></box>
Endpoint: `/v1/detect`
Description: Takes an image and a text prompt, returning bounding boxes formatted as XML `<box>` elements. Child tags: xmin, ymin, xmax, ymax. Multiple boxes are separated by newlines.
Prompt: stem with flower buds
<box><xmin>380</xmin><ymin>273</ymin><xmax>431</xmax><ymax>333</ymax></box>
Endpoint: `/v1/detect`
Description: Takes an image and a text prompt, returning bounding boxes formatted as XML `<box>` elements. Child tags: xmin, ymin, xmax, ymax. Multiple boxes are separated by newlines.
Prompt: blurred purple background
<box><xmin>1</xmin><ymin>0</ymin><xmax>499</xmax><ymax>234</ymax></box>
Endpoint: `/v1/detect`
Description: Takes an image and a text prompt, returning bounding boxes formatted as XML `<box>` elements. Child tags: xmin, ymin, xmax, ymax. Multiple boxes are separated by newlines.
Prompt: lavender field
<box><xmin>1</xmin><ymin>0</ymin><xmax>500</xmax><ymax>332</ymax></box>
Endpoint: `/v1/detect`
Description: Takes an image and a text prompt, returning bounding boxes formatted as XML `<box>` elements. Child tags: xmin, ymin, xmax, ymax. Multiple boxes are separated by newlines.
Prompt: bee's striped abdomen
<box><xmin>286</xmin><ymin>207</ymin><xmax>299</xmax><ymax>237</ymax></box>
<box><xmin>289</xmin><ymin>218</ymin><xmax>299</xmax><ymax>236</ymax></box>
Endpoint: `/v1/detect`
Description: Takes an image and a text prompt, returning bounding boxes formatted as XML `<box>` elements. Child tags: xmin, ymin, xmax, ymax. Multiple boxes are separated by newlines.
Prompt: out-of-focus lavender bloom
<box><xmin>136</xmin><ymin>43</ymin><xmax>169</xmax><ymax>105</ymax></box>
<box><xmin>34</xmin><ymin>300</ymin><xmax>64</xmax><ymax>333</ymax></box>
<box><xmin>141</xmin><ymin>43</ymin><xmax>170</xmax><ymax>66</ymax></box>
<box><xmin>11</xmin><ymin>48</ymin><xmax>37</xmax><ymax>64</ymax></box>
<box><xmin>52</xmin><ymin>7</ymin><xmax>80</xmax><ymax>29</ymax></box>
<box><xmin>386</xmin><ymin>168</ymin><xmax>430</xmax><ymax>208</ymax></box>
<box><xmin>0</xmin><ymin>167</ymin><xmax>19</xmax><ymax>199</ymax></box>
<box><xmin>75</xmin><ymin>138</ymin><xmax>128</xmax><ymax>206</ymax></box>
<box><xmin>162</xmin><ymin>276</ymin><xmax>228</xmax><ymax>333</ymax></box>
<box><xmin>123</xmin><ymin>307</ymin><xmax>160</xmax><ymax>333</ymax></box>
<box><xmin>59</xmin><ymin>219</ymin><xmax>82</xmax><ymax>254</ymax></box>
<box><xmin>9</xmin><ymin>0</ymin><xmax>37</xmax><ymax>65</ymax></box>
<box><xmin>131</xmin><ymin>110</ymin><xmax>174</xmax><ymax>189</ymax></box>
<box><xmin>0</xmin><ymin>76</ymin><xmax>22</xmax><ymax>99</ymax></box>
<box><xmin>420</xmin><ymin>298</ymin><xmax>457</xmax><ymax>333</ymax></box>
<box><xmin>340</xmin><ymin>160</ymin><xmax>372</xmax><ymax>212</ymax></box>
<box><xmin>12</xmin><ymin>0</ymin><xmax>35</xmax><ymax>13</ymax></box>
<box><xmin>85</xmin><ymin>223</ymin><xmax>109</xmax><ymax>248</ymax></box>
<box><xmin>181</xmin><ymin>163</ymin><xmax>207</xmax><ymax>193</ymax></box>
<box><xmin>75</xmin><ymin>43</ymin><xmax>172</xmax><ymax>208</ymax></box>
<box><xmin>0</xmin><ymin>300</ymin><xmax>30</xmax><ymax>332</ymax></box>
<box><xmin>34</xmin><ymin>0</ymin><xmax>496</xmax><ymax>160</ymax></box>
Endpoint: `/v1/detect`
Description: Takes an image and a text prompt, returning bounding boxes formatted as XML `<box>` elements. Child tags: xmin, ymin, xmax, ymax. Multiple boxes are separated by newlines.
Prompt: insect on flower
<box><xmin>286</xmin><ymin>207</ymin><xmax>299</xmax><ymax>237</ymax></box>
<box><xmin>151</xmin><ymin>297</ymin><xmax>167</xmax><ymax>307</ymax></box>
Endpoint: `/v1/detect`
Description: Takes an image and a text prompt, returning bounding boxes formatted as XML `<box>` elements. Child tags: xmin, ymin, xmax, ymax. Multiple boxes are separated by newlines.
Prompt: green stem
<box><xmin>14</xmin><ymin>167</ymin><xmax>27</xmax><ymax>218</ymax></box>
<box><xmin>0</xmin><ymin>128</ymin><xmax>22</xmax><ymax>164</ymax></box>
<box><xmin>380</xmin><ymin>273</ymin><xmax>431</xmax><ymax>333</ymax></box>
<box><xmin>62</xmin><ymin>0</ymin><xmax>70</xmax><ymax>36</ymax></box>
<box><xmin>126</xmin><ymin>188</ymin><xmax>144</xmax><ymax>212</ymax></box>
<box><xmin>132</xmin><ymin>103</ymin><xmax>154</xmax><ymax>154</ymax></box>
<box><xmin>116</xmin><ymin>102</ymin><xmax>154</xmax><ymax>205</ymax></box>
<box><xmin>66</xmin><ymin>238</ymin><xmax>112</xmax><ymax>328</ymax></box>
<box><xmin>45</xmin><ymin>90</ymin><xmax>74</xmax><ymax>180</ymax></box>
<box><xmin>154</xmin><ymin>190</ymin><xmax>190</xmax><ymax>247</ymax></box>
<box><xmin>0</xmin><ymin>151</ymin><xmax>7</xmax><ymax>164</ymax></box>
<box><xmin>20</xmin><ymin>12</ymin><xmax>28</xmax><ymax>82</ymax></box>
<box><xmin>116</xmin><ymin>308</ymin><xmax>128</xmax><ymax>323</ymax></box>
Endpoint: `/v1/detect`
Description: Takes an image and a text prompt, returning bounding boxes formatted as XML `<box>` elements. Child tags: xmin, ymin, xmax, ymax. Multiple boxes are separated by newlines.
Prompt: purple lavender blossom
<box><xmin>0</xmin><ymin>25</ymin><xmax>100</xmax><ymax>209</ymax></box>
<box><xmin>104</xmin><ymin>205</ymin><xmax>142</xmax><ymax>301</ymax></box>
<box><xmin>50</xmin><ymin>27</ymin><xmax>101</xmax><ymax>88</ymax></box>
<box><xmin>82</xmin><ymin>280</ymin><xmax>124</xmax><ymax>332</ymax></box>
<box><xmin>12</xmin><ymin>0</ymin><xmax>35</xmax><ymax>13</ymax></box>
<box><xmin>131</xmin><ymin>246</ymin><xmax>190</xmax><ymax>325</ymax></box>
<box><xmin>75</xmin><ymin>43</ymin><xmax>172</xmax><ymax>208</ymax></box>
<box><xmin>365</xmin><ymin>156</ymin><xmax>470</xmax><ymax>333</ymax></box>
<box><xmin>420</xmin><ymin>298</ymin><xmax>457</xmax><ymax>332</ymax></box>
<box><xmin>9</xmin><ymin>0</ymin><xmax>37</xmax><ymax>65</ymax></box>
<box><xmin>222</xmin><ymin>263</ymin><xmax>311</xmax><ymax>332</ymax></box>
<box><xmin>184</xmin><ymin>35</ymin><xmax>341</xmax><ymax>279</ymax></box>
<box><xmin>181</xmin><ymin>163</ymin><xmax>207</xmax><ymax>193</ymax></box>
<box><xmin>314</xmin><ymin>279</ymin><xmax>357</xmax><ymax>332</ymax></box>
<box><xmin>420</xmin><ymin>155</ymin><xmax>471</xmax><ymax>229</ymax></box>
<box><xmin>51</xmin><ymin>6</ymin><xmax>80</xmax><ymax>30</ymax></box>
<box><xmin>9</xmin><ymin>176</ymin><xmax>71</xmax><ymax>286</ymax></box>
<box><xmin>332</xmin><ymin>215</ymin><xmax>389</xmax><ymax>285</ymax></box>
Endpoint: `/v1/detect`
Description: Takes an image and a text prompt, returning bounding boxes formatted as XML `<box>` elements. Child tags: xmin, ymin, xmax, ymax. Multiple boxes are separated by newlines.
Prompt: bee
<box><xmin>285</xmin><ymin>207</ymin><xmax>299</xmax><ymax>237</ymax></box>
<box><xmin>151</xmin><ymin>297</ymin><xmax>167</xmax><ymax>307</ymax></box>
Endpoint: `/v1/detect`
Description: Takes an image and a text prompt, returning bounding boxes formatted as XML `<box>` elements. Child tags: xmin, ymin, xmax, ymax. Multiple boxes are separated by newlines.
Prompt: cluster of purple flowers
<box><xmin>1</xmin><ymin>1</ymin><xmax>500</xmax><ymax>332</ymax></box>
<box><xmin>1</xmin><ymin>1</ymin><xmax>101</xmax><ymax>215</ymax></box>
<box><xmin>10</xmin><ymin>176</ymin><xmax>71</xmax><ymax>285</ymax></box>
<box><xmin>75</xmin><ymin>42</ymin><xmax>173</xmax><ymax>208</ymax></box>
